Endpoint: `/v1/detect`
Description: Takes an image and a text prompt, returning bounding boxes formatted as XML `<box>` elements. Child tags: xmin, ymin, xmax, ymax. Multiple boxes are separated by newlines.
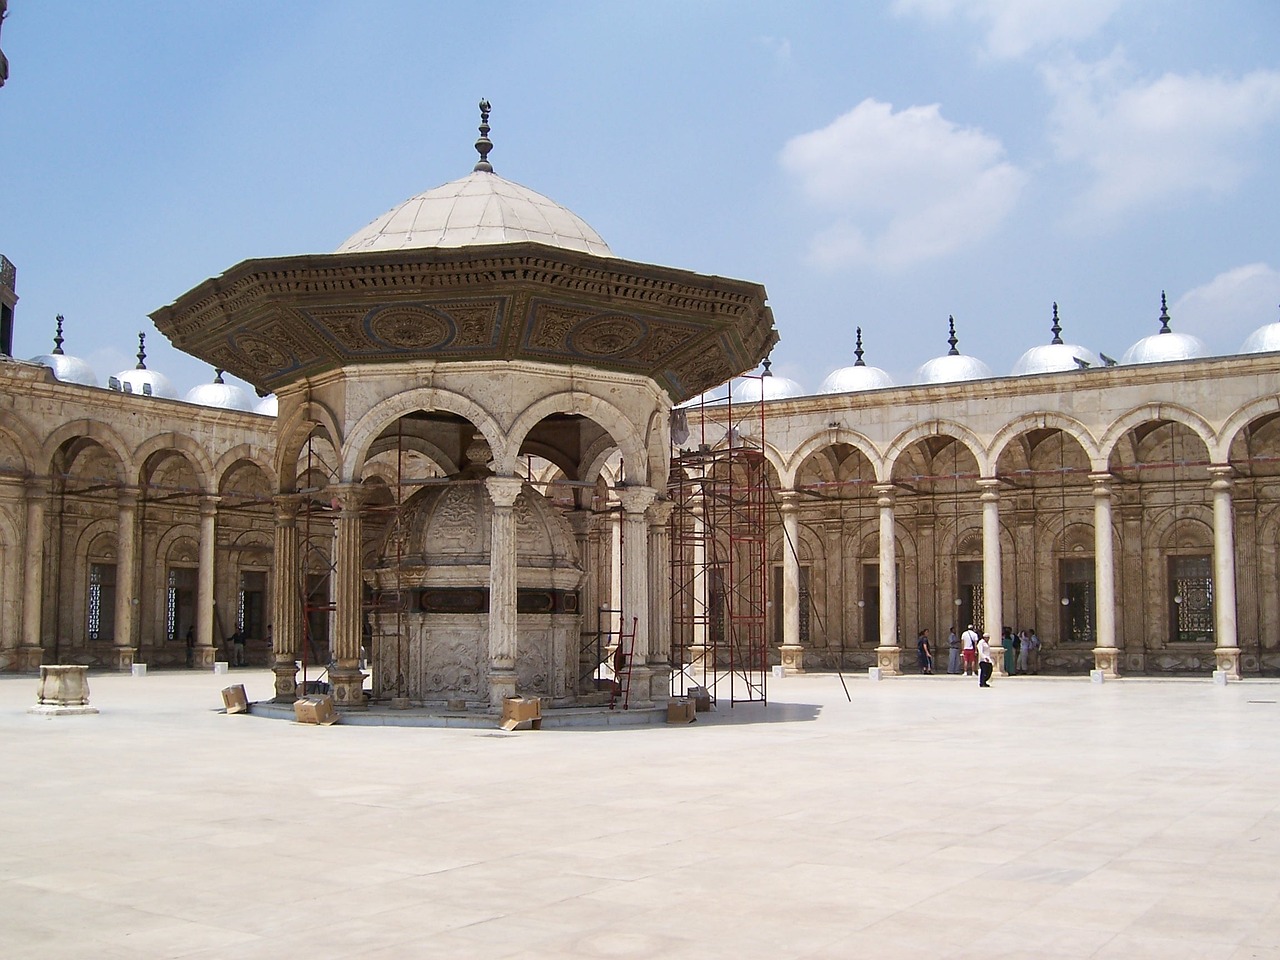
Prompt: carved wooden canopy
<box><xmin>151</xmin><ymin>242</ymin><xmax>777</xmax><ymax>402</ymax></box>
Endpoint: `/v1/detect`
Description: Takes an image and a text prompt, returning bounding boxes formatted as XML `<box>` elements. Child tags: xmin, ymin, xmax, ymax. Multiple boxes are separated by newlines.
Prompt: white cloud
<box><xmin>1173</xmin><ymin>263</ymin><xmax>1280</xmax><ymax>349</ymax></box>
<box><xmin>781</xmin><ymin>98</ymin><xmax>1026</xmax><ymax>269</ymax></box>
<box><xmin>892</xmin><ymin>0</ymin><xmax>1125</xmax><ymax>59</ymax></box>
<box><xmin>1046</xmin><ymin>57</ymin><xmax>1280</xmax><ymax>225</ymax></box>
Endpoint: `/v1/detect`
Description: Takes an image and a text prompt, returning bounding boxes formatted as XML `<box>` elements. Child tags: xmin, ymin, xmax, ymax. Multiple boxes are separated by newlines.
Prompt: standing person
<box><xmin>1017</xmin><ymin>629</ymin><xmax>1031</xmax><ymax>674</ymax></box>
<box><xmin>1028</xmin><ymin>627</ymin><xmax>1041</xmax><ymax>674</ymax></box>
<box><xmin>947</xmin><ymin>625</ymin><xmax>960</xmax><ymax>674</ymax></box>
<box><xmin>1001</xmin><ymin>626</ymin><xmax>1016</xmax><ymax>676</ymax></box>
<box><xmin>916</xmin><ymin>629</ymin><xmax>934</xmax><ymax>674</ymax></box>
<box><xmin>977</xmin><ymin>633</ymin><xmax>994</xmax><ymax>687</ymax></box>
<box><xmin>961</xmin><ymin>624</ymin><xmax>979</xmax><ymax>676</ymax></box>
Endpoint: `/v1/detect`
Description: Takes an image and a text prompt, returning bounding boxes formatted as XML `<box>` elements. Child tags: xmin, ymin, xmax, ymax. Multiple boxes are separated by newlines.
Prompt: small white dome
<box><xmin>678</xmin><ymin>385</ymin><xmax>731</xmax><ymax>407</ymax></box>
<box><xmin>29</xmin><ymin>316</ymin><xmax>98</xmax><ymax>387</ymax></box>
<box><xmin>114</xmin><ymin>368</ymin><xmax>178</xmax><ymax>399</ymax></box>
<box><xmin>819</xmin><ymin>327</ymin><xmax>895</xmax><ymax>393</ymax></box>
<box><xmin>337</xmin><ymin>171</ymin><xmax>613</xmax><ymax>258</ymax></box>
<box><xmin>184</xmin><ymin>371</ymin><xmax>254</xmax><ymax>411</ymax></box>
<box><xmin>1241</xmin><ymin>318</ymin><xmax>1280</xmax><ymax>354</ymax></box>
<box><xmin>915</xmin><ymin>317</ymin><xmax>993</xmax><ymax>384</ymax></box>
<box><xmin>730</xmin><ymin>363</ymin><xmax>805</xmax><ymax>403</ymax></box>
<box><xmin>31</xmin><ymin>352</ymin><xmax>98</xmax><ymax>387</ymax></box>
<box><xmin>1012</xmin><ymin>305</ymin><xmax>1101</xmax><ymax>374</ymax></box>
<box><xmin>1121</xmin><ymin>294</ymin><xmax>1208</xmax><ymax>365</ymax></box>
<box><xmin>254</xmin><ymin>394</ymin><xmax>279</xmax><ymax>416</ymax></box>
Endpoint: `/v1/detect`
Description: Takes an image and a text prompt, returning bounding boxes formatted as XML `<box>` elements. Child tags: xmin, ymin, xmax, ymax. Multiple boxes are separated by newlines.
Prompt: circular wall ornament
<box><xmin>369</xmin><ymin>306</ymin><xmax>451</xmax><ymax>350</ymax></box>
<box><xmin>570</xmin><ymin>314</ymin><xmax>644</xmax><ymax>358</ymax></box>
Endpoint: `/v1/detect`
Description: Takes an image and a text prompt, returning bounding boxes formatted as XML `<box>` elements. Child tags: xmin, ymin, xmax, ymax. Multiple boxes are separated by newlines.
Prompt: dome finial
<box><xmin>947</xmin><ymin>316</ymin><xmax>959</xmax><ymax>356</ymax></box>
<box><xmin>135</xmin><ymin>331</ymin><xmax>147</xmax><ymax>370</ymax></box>
<box><xmin>52</xmin><ymin>314</ymin><xmax>65</xmax><ymax>355</ymax></box>
<box><xmin>762</xmin><ymin>356</ymin><xmax>773</xmax><ymax>377</ymax></box>
<box><xmin>854</xmin><ymin>326</ymin><xmax>866</xmax><ymax>367</ymax></box>
<box><xmin>1158</xmin><ymin>291</ymin><xmax>1171</xmax><ymax>334</ymax></box>
<box><xmin>213</xmin><ymin>368</ymin><xmax>225</xmax><ymax>384</ymax></box>
<box><xmin>473</xmin><ymin>99</ymin><xmax>494</xmax><ymax>173</ymax></box>
<box><xmin>1050</xmin><ymin>302</ymin><xmax>1063</xmax><ymax>344</ymax></box>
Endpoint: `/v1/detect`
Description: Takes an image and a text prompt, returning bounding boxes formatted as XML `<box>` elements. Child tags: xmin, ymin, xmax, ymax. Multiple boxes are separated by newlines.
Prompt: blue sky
<box><xmin>2</xmin><ymin>1</ymin><xmax>1278</xmax><ymax>396</ymax></box>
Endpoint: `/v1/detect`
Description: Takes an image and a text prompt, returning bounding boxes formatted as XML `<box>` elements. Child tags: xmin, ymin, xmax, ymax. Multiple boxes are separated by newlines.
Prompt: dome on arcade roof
<box><xmin>184</xmin><ymin>369</ymin><xmax>254</xmax><ymax>411</ymax></box>
<box><xmin>254</xmin><ymin>394</ymin><xmax>279</xmax><ymax>417</ymax></box>
<box><xmin>729</xmin><ymin>359</ymin><xmax>806</xmax><ymax>403</ymax></box>
<box><xmin>915</xmin><ymin>317</ymin><xmax>994</xmax><ymax>384</ymax></box>
<box><xmin>110</xmin><ymin>332</ymin><xmax>177</xmax><ymax>399</ymax></box>
<box><xmin>819</xmin><ymin>327</ymin><xmax>895</xmax><ymax>393</ymax></box>
<box><xmin>1121</xmin><ymin>292</ymin><xmax>1209</xmax><ymax>365</ymax></box>
<box><xmin>29</xmin><ymin>314</ymin><xmax>98</xmax><ymax>387</ymax></box>
<box><xmin>1241</xmin><ymin>307</ymin><xmax>1280</xmax><ymax>354</ymax></box>
<box><xmin>337</xmin><ymin>101</ymin><xmax>613</xmax><ymax>258</ymax></box>
<box><xmin>1012</xmin><ymin>304</ymin><xmax>1102</xmax><ymax>375</ymax></box>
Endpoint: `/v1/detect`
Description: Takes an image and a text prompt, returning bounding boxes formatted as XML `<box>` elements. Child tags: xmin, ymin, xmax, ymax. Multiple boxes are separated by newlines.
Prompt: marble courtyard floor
<box><xmin>3</xmin><ymin>667</ymin><xmax>1280</xmax><ymax>960</ymax></box>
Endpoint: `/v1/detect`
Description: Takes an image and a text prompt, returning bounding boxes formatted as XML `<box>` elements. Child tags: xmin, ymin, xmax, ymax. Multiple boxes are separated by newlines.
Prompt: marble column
<box><xmin>18</xmin><ymin>480</ymin><xmax>49</xmax><ymax>672</ymax></box>
<box><xmin>193</xmin><ymin>495</ymin><xmax>219</xmax><ymax>669</ymax></box>
<box><xmin>978</xmin><ymin>479</ymin><xmax>1006</xmax><ymax>676</ymax></box>
<box><xmin>1209</xmin><ymin>466</ymin><xmax>1241</xmax><ymax>678</ymax></box>
<box><xmin>270</xmin><ymin>495</ymin><xmax>301</xmax><ymax>702</ymax></box>
<box><xmin>1090</xmin><ymin>473</ymin><xmax>1120</xmax><ymax>677</ymax></box>
<box><xmin>486</xmin><ymin>476</ymin><xmax>524</xmax><ymax>708</ymax></box>
<box><xmin>329</xmin><ymin>484</ymin><xmax>367</xmax><ymax>708</ymax></box>
<box><xmin>874</xmin><ymin>483</ymin><xmax>900</xmax><ymax>675</ymax></box>
<box><xmin>567</xmin><ymin>509</ymin><xmax>596</xmax><ymax>694</ymax></box>
<box><xmin>110</xmin><ymin>487</ymin><xmax>139</xmax><ymax>671</ymax></box>
<box><xmin>617</xmin><ymin>485</ymin><xmax>657</xmax><ymax>703</ymax></box>
<box><xmin>688</xmin><ymin>496</ymin><xmax>709</xmax><ymax>672</ymax></box>
<box><xmin>779</xmin><ymin>490</ymin><xmax>805</xmax><ymax>672</ymax></box>
<box><xmin>646</xmin><ymin>497</ymin><xmax>675</xmax><ymax>702</ymax></box>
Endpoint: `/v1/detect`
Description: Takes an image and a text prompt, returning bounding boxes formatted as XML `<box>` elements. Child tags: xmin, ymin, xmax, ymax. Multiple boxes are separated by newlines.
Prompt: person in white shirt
<box><xmin>960</xmin><ymin>624</ymin><xmax>979</xmax><ymax>676</ymax></box>
<box><xmin>977</xmin><ymin>633</ymin><xmax>994</xmax><ymax>687</ymax></box>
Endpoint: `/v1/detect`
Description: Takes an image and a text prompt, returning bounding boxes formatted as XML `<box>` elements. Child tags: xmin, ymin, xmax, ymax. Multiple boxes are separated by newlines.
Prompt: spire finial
<box><xmin>1158</xmin><ymin>291</ymin><xmax>1171</xmax><ymax>334</ymax></box>
<box><xmin>135</xmin><ymin>332</ymin><xmax>147</xmax><ymax>370</ymax></box>
<box><xmin>762</xmin><ymin>356</ymin><xmax>773</xmax><ymax>377</ymax></box>
<box><xmin>854</xmin><ymin>326</ymin><xmax>866</xmax><ymax>367</ymax></box>
<box><xmin>52</xmin><ymin>314</ymin><xmax>65</xmax><ymax>355</ymax></box>
<box><xmin>213</xmin><ymin>368</ymin><xmax>225</xmax><ymax>384</ymax></box>
<box><xmin>1050</xmin><ymin>302</ymin><xmax>1063</xmax><ymax>344</ymax></box>
<box><xmin>473</xmin><ymin>99</ymin><xmax>494</xmax><ymax>173</ymax></box>
<box><xmin>947</xmin><ymin>316</ymin><xmax>959</xmax><ymax>356</ymax></box>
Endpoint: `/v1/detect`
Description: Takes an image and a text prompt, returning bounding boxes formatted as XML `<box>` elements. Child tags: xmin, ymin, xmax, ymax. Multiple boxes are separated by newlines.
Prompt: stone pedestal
<box><xmin>489</xmin><ymin>663</ymin><xmax>517</xmax><ymax>709</ymax></box>
<box><xmin>1214</xmin><ymin>647</ymin><xmax>1241</xmax><ymax>680</ymax></box>
<box><xmin>109</xmin><ymin>648</ymin><xmax>134</xmax><ymax>672</ymax></box>
<box><xmin>779</xmin><ymin>644</ymin><xmax>805</xmax><ymax>673</ymax></box>
<box><xmin>329</xmin><ymin>666</ymin><xmax>367</xmax><ymax>709</ymax></box>
<box><xmin>193</xmin><ymin>646</ymin><xmax>216</xmax><ymax>669</ymax></box>
<box><xmin>16</xmin><ymin>645</ymin><xmax>42</xmax><ymax>673</ymax></box>
<box><xmin>875</xmin><ymin>645</ymin><xmax>901</xmax><ymax>675</ymax></box>
<box><xmin>272</xmin><ymin>658</ymin><xmax>299</xmax><ymax>703</ymax></box>
<box><xmin>646</xmin><ymin>662</ymin><xmax>672</xmax><ymax>704</ymax></box>
<box><xmin>1092</xmin><ymin>646</ymin><xmax>1121</xmax><ymax>678</ymax></box>
<box><xmin>29</xmin><ymin>665</ymin><xmax>99</xmax><ymax>716</ymax></box>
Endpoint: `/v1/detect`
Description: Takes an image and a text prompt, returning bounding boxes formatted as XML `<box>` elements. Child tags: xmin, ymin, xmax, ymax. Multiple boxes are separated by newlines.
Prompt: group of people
<box><xmin>915</xmin><ymin>623</ymin><xmax>1042</xmax><ymax>686</ymax></box>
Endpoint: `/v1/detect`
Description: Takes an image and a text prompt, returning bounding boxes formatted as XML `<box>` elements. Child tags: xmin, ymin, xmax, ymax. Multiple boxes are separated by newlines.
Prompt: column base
<box><xmin>1092</xmin><ymin>646</ymin><xmax>1121</xmax><ymax>678</ymax></box>
<box><xmin>874</xmin><ymin>646</ymin><xmax>901</xmax><ymax>676</ymax></box>
<box><xmin>329</xmin><ymin>665</ymin><xmax>367</xmax><ymax>709</ymax></box>
<box><xmin>685</xmin><ymin>643</ymin><xmax>709</xmax><ymax>674</ymax></box>
<box><xmin>1214</xmin><ymin>647</ymin><xmax>1242</xmax><ymax>680</ymax></box>
<box><xmin>193</xmin><ymin>646</ymin><xmax>216</xmax><ymax>670</ymax></box>
<box><xmin>16</xmin><ymin>645</ymin><xmax>43</xmax><ymax>673</ymax></box>
<box><xmin>272</xmin><ymin>659</ymin><xmax>299</xmax><ymax>703</ymax></box>
<box><xmin>489</xmin><ymin>668</ymin><xmax>517</xmax><ymax>710</ymax></box>
<box><xmin>109</xmin><ymin>648</ymin><xmax>135</xmax><ymax>672</ymax></box>
<box><xmin>779</xmin><ymin>644</ymin><xmax>806</xmax><ymax>674</ymax></box>
<box><xmin>645</xmin><ymin>662</ymin><xmax>672</xmax><ymax>705</ymax></box>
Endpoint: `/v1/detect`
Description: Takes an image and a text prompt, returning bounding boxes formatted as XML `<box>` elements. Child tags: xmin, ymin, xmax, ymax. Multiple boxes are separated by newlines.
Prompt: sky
<box><xmin>2</xmin><ymin>1</ymin><xmax>1279</xmax><ymax>397</ymax></box>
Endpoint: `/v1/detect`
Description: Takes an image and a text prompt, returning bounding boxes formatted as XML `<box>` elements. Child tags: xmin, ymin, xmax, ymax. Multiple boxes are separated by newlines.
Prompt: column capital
<box><xmin>977</xmin><ymin>477</ymin><xmax>1001</xmax><ymax>501</ymax></box>
<box><xmin>1089</xmin><ymin>471</ymin><xmax>1114</xmax><ymax>494</ymax></box>
<box><xmin>779</xmin><ymin>489</ymin><xmax>802</xmax><ymax>511</ymax></box>
<box><xmin>198</xmin><ymin>494</ymin><xmax>221</xmax><ymax>516</ymax></box>
<box><xmin>273</xmin><ymin>493</ymin><xmax>304</xmax><ymax>523</ymax></box>
<box><xmin>327</xmin><ymin>482</ymin><xmax>367</xmax><ymax>512</ymax></box>
<box><xmin>873</xmin><ymin>482</ymin><xmax>896</xmax><ymax>507</ymax></box>
<box><xmin>485</xmin><ymin>475</ymin><xmax>524</xmax><ymax>510</ymax></box>
<box><xmin>24</xmin><ymin>478</ymin><xmax>50</xmax><ymax>500</ymax></box>
<box><xmin>1207</xmin><ymin>464</ymin><xmax>1235</xmax><ymax>490</ymax></box>
<box><xmin>646</xmin><ymin>498</ymin><xmax>675</xmax><ymax>526</ymax></box>
<box><xmin>565</xmin><ymin>508</ymin><xmax>595</xmax><ymax>537</ymax></box>
<box><xmin>616</xmin><ymin>484</ymin><xmax>657</xmax><ymax>516</ymax></box>
<box><xmin>117</xmin><ymin>485</ymin><xmax>140</xmax><ymax>509</ymax></box>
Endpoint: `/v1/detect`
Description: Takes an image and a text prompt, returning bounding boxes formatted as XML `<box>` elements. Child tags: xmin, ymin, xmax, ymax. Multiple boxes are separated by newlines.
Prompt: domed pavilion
<box><xmin>151</xmin><ymin>103</ymin><xmax>777</xmax><ymax>711</ymax></box>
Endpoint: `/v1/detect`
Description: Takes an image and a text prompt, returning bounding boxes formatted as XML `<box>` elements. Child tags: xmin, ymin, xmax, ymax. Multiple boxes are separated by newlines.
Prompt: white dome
<box><xmin>1121</xmin><ymin>294</ymin><xmax>1208</xmax><ymax>365</ymax></box>
<box><xmin>915</xmin><ymin>318</ymin><xmax>993</xmax><ymax>384</ymax></box>
<box><xmin>730</xmin><ymin>367</ymin><xmax>806</xmax><ymax>403</ymax></box>
<box><xmin>254</xmin><ymin>394</ymin><xmax>279</xmax><ymax>417</ymax></box>
<box><xmin>184</xmin><ymin>372</ymin><xmax>254</xmax><ymax>411</ymax></box>
<box><xmin>30</xmin><ymin>352</ymin><xmax>98</xmax><ymax>387</ymax></box>
<box><xmin>678</xmin><ymin>385</ymin><xmax>731</xmax><ymax>407</ymax></box>
<box><xmin>114</xmin><ymin>368</ymin><xmax>178</xmax><ymax>399</ymax></box>
<box><xmin>1012</xmin><ymin>305</ymin><xmax>1101</xmax><ymax>374</ymax></box>
<box><xmin>1241</xmin><ymin>321</ymin><xmax>1280</xmax><ymax>354</ymax></box>
<box><xmin>337</xmin><ymin>171</ymin><xmax>613</xmax><ymax>258</ymax></box>
<box><xmin>819</xmin><ymin>327</ymin><xmax>894</xmax><ymax>393</ymax></box>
